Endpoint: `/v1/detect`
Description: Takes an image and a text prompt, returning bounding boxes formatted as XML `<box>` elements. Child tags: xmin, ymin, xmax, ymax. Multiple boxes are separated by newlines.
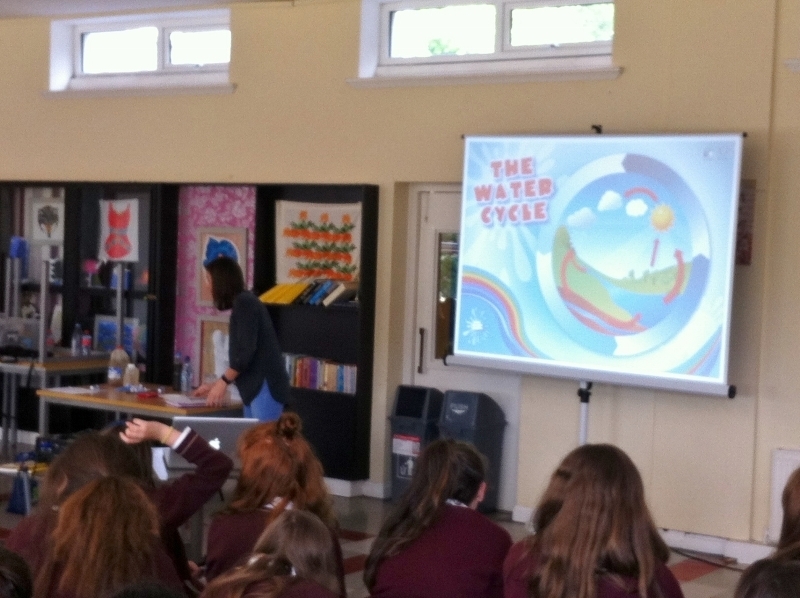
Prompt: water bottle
<box><xmin>180</xmin><ymin>356</ymin><xmax>193</xmax><ymax>394</ymax></box>
<box><xmin>173</xmin><ymin>351</ymin><xmax>183</xmax><ymax>391</ymax></box>
<box><xmin>108</xmin><ymin>346</ymin><xmax>130</xmax><ymax>386</ymax></box>
<box><xmin>70</xmin><ymin>323</ymin><xmax>82</xmax><ymax>357</ymax></box>
<box><xmin>80</xmin><ymin>331</ymin><xmax>92</xmax><ymax>356</ymax></box>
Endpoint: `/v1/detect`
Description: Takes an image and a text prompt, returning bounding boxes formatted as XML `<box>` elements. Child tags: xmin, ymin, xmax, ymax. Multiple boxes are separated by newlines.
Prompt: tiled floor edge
<box><xmin>660</xmin><ymin>528</ymin><xmax>774</xmax><ymax>565</ymax></box>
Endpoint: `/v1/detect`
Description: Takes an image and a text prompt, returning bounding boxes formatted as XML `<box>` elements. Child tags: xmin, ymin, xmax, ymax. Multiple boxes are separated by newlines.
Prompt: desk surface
<box><xmin>37</xmin><ymin>385</ymin><xmax>242</xmax><ymax>418</ymax></box>
<box><xmin>0</xmin><ymin>353</ymin><xmax>109</xmax><ymax>376</ymax></box>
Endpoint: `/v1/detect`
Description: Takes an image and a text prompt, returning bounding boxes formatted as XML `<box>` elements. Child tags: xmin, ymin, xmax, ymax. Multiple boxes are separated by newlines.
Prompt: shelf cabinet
<box><xmin>254</xmin><ymin>184</ymin><xmax>378</xmax><ymax>481</ymax></box>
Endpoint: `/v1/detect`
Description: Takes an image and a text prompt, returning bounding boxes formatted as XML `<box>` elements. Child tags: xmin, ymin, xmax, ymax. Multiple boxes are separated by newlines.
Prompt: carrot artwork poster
<box><xmin>275</xmin><ymin>201</ymin><xmax>362</xmax><ymax>283</ymax></box>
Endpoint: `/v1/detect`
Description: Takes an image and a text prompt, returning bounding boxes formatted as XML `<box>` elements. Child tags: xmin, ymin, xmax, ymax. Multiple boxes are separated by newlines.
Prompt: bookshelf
<box><xmin>254</xmin><ymin>184</ymin><xmax>378</xmax><ymax>481</ymax></box>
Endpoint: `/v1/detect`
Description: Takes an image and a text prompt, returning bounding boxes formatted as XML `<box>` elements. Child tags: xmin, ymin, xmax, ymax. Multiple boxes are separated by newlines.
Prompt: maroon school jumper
<box><xmin>151</xmin><ymin>429</ymin><xmax>234</xmax><ymax>582</ymax></box>
<box><xmin>204</xmin><ymin>509</ymin><xmax>346</xmax><ymax>596</ymax></box>
<box><xmin>6</xmin><ymin>429</ymin><xmax>232</xmax><ymax>586</ymax></box>
<box><xmin>229</xmin><ymin>579</ymin><xmax>339</xmax><ymax>598</ymax></box>
<box><xmin>502</xmin><ymin>540</ymin><xmax>686</xmax><ymax>598</ymax></box>
<box><xmin>369</xmin><ymin>504</ymin><xmax>512</xmax><ymax>598</ymax></box>
<box><xmin>38</xmin><ymin>538</ymin><xmax>184</xmax><ymax>598</ymax></box>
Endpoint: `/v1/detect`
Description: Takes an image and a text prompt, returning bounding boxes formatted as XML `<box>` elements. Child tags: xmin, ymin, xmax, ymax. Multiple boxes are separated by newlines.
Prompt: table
<box><xmin>1</xmin><ymin>352</ymin><xmax>110</xmax><ymax>456</ymax></box>
<box><xmin>36</xmin><ymin>385</ymin><xmax>243</xmax><ymax>437</ymax></box>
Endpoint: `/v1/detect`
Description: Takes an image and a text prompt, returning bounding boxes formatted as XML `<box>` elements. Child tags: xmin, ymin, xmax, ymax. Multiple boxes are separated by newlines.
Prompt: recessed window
<box><xmin>50</xmin><ymin>10</ymin><xmax>233</xmax><ymax>94</ymax></box>
<box><xmin>356</xmin><ymin>0</ymin><xmax>617</xmax><ymax>83</ymax></box>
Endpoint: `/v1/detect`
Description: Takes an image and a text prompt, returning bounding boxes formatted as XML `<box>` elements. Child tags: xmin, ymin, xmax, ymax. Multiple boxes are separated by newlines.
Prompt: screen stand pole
<box><xmin>577</xmin><ymin>381</ymin><xmax>593</xmax><ymax>446</ymax></box>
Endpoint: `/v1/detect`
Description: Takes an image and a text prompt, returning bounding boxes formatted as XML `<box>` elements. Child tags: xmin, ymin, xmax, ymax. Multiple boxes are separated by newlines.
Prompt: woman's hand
<box><xmin>206</xmin><ymin>378</ymin><xmax>229</xmax><ymax>407</ymax></box>
<box><xmin>120</xmin><ymin>418</ymin><xmax>175</xmax><ymax>445</ymax></box>
<box><xmin>193</xmin><ymin>383</ymin><xmax>212</xmax><ymax>398</ymax></box>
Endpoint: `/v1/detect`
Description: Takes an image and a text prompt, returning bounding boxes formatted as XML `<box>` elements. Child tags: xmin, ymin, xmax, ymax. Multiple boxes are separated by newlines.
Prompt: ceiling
<box><xmin>0</xmin><ymin>0</ymin><xmax>256</xmax><ymax>19</ymax></box>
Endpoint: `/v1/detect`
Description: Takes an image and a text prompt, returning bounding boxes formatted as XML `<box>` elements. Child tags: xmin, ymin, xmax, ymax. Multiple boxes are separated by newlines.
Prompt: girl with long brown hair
<box><xmin>503</xmin><ymin>444</ymin><xmax>684</xmax><ymax>598</ymax></box>
<box><xmin>201</xmin><ymin>511</ymin><xmax>340</xmax><ymax>598</ymax></box>
<box><xmin>364</xmin><ymin>438</ymin><xmax>511</xmax><ymax>598</ymax></box>
<box><xmin>203</xmin><ymin>412</ymin><xmax>343</xmax><ymax>594</ymax></box>
<box><xmin>33</xmin><ymin>476</ymin><xmax>183</xmax><ymax>598</ymax></box>
<box><xmin>772</xmin><ymin>466</ymin><xmax>800</xmax><ymax>559</ymax></box>
<box><xmin>5</xmin><ymin>431</ymin><xmax>145</xmax><ymax>576</ymax></box>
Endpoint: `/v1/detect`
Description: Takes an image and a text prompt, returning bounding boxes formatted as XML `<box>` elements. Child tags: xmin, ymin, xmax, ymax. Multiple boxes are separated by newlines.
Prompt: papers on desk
<box><xmin>49</xmin><ymin>386</ymin><xmax>101</xmax><ymax>394</ymax></box>
<box><xmin>161</xmin><ymin>393</ymin><xmax>207</xmax><ymax>408</ymax></box>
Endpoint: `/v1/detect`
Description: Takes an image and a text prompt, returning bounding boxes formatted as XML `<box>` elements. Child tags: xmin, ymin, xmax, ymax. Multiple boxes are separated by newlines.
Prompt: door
<box><xmin>405</xmin><ymin>183</ymin><xmax>521</xmax><ymax>512</ymax></box>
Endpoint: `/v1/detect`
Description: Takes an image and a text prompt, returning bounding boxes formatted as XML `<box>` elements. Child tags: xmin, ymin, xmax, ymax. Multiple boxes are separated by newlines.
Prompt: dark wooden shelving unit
<box><xmin>254</xmin><ymin>184</ymin><xmax>378</xmax><ymax>481</ymax></box>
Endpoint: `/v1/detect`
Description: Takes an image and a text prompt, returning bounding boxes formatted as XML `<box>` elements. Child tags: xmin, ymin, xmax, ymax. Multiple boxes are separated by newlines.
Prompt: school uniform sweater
<box><xmin>204</xmin><ymin>509</ymin><xmax>346</xmax><ymax>596</ymax></box>
<box><xmin>235</xmin><ymin>579</ymin><xmax>340</xmax><ymax>598</ymax></box>
<box><xmin>502</xmin><ymin>540</ymin><xmax>685</xmax><ymax>598</ymax></box>
<box><xmin>369</xmin><ymin>504</ymin><xmax>512</xmax><ymax>598</ymax></box>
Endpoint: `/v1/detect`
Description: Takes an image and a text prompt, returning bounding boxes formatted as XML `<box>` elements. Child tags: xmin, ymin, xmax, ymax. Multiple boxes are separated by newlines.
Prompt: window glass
<box><xmin>81</xmin><ymin>27</ymin><xmax>159</xmax><ymax>74</ymax></box>
<box><xmin>389</xmin><ymin>4</ymin><xmax>496</xmax><ymax>58</ymax></box>
<box><xmin>169</xmin><ymin>29</ymin><xmax>231</xmax><ymax>66</ymax></box>
<box><xmin>435</xmin><ymin>232</ymin><xmax>458</xmax><ymax>359</ymax></box>
<box><xmin>510</xmin><ymin>3</ymin><xmax>614</xmax><ymax>47</ymax></box>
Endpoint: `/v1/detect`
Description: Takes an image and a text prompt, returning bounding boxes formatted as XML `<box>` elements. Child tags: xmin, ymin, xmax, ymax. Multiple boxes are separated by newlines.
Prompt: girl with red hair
<box><xmin>203</xmin><ymin>413</ymin><xmax>343</xmax><ymax>595</ymax></box>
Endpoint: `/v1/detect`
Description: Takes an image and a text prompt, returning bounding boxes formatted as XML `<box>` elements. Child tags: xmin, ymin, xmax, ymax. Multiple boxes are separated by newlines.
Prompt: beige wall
<box><xmin>0</xmin><ymin>0</ymin><xmax>797</xmax><ymax>542</ymax></box>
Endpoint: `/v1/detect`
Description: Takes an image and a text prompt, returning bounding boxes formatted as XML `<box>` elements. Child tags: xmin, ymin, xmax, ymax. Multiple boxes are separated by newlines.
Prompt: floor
<box><xmin>0</xmin><ymin>472</ymin><xmax>745</xmax><ymax>598</ymax></box>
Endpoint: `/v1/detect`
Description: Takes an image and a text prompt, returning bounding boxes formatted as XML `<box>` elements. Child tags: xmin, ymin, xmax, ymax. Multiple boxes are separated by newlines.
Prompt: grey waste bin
<box><xmin>389</xmin><ymin>385</ymin><xmax>444</xmax><ymax>502</ymax></box>
<box><xmin>439</xmin><ymin>390</ymin><xmax>506</xmax><ymax>513</ymax></box>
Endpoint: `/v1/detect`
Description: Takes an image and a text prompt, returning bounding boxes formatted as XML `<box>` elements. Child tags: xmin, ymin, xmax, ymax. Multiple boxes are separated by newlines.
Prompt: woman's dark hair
<box><xmin>205</xmin><ymin>256</ymin><xmax>245</xmax><ymax>311</ymax></box>
<box><xmin>363</xmin><ymin>439</ymin><xmax>487</xmax><ymax>589</ymax></box>
<box><xmin>0</xmin><ymin>546</ymin><xmax>32</xmax><ymax>598</ymax></box>
<box><xmin>520</xmin><ymin>444</ymin><xmax>668</xmax><ymax>598</ymax></box>
<box><xmin>201</xmin><ymin>510</ymin><xmax>340</xmax><ymax>598</ymax></box>
<box><xmin>777</xmin><ymin>466</ymin><xmax>800</xmax><ymax>554</ymax></box>
<box><xmin>735</xmin><ymin>559</ymin><xmax>800</xmax><ymax>598</ymax></box>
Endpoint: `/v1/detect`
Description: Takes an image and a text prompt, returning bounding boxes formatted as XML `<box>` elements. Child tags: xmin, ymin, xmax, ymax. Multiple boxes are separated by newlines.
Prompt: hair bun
<box><xmin>277</xmin><ymin>412</ymin><xmax>301</xmax><ymax>440</ymax></box>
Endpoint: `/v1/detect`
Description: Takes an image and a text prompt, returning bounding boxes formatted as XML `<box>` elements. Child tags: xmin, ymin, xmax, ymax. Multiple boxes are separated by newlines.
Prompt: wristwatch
<box><xmin>220</xmin><ymin>374</ymin><xmax>233</xmax><ymax>385</ymax></box>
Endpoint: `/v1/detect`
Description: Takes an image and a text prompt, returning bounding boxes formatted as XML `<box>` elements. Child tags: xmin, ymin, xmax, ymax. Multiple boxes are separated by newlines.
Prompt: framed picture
<box><xmin>197</xmin><ymin>227</ymin><xmax>248</xmax><ymax>306</ymax></box>
<box><xmin>197</xmin><ymin>315</ymin><xmax>230</xmax><ymax>385</ymax></box>
<box><xmin>275</xmin><ymin>201</ymin><xmax>361</xmax><ymax>283</ymax></box>
<box><xmin>93</xmin><ymin>315</ymin><xmax>140</xmax><ymax>357</ymax></box>
<box><xmin>25</xmin><ymin>188</ymin><xmax>65</xmax><ymax>243</ymax></box>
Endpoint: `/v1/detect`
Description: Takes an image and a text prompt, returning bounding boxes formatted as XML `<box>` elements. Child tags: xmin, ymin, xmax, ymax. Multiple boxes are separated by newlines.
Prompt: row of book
<box><xmin>284</xmin><ymin>354</ymin><xmax>357</xmax><ymax>394</ymax></box>
<box><xmin>259</xmin><ymin>280</ymin><xmax>358</xmax><ymax>306</ymax></box>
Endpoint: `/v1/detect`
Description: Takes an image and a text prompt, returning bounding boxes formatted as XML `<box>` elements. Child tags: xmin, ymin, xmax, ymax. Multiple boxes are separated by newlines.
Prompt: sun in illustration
<box><xmin>651</xmin><ymin>204</ymin><xmax>675</xmax><ymax>232</ymax></box>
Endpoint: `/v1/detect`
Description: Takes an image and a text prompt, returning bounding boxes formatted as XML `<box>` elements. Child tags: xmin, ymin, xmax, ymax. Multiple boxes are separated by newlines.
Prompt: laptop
<box><xmin>164</xmin><ymin>416</ymin><xmax>259</xmax><ymax>470</ymax></box>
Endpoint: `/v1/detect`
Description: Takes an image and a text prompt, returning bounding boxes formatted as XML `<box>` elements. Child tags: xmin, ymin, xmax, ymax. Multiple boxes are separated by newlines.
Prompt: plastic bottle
<box><xmin>70</xmin><ymin>323</ymin><xmax>82</xmax><ymax>357</ymax></box>
<box><xmin>108</xmin><ymin>345</ymin><xmax>130</xmax><ymax>386</ymax></box>
<box><xmin>180</xmin><ymin>355</ymin><xmax>193</xmax><ymax>394</ymax></box>
<box><xmin>173</xmin><ymin>351</ymin><xmax>183</xmax><ymax>391</ymax></box>
<box><xmin>122</xmin><ymin>363</ymin><xmax>140</xmax><ymax>387</ymax></box>
<box><xmin>81</xmin><ymin>331</ymin><xmax>92</xmax><ymax>356</ymax></box>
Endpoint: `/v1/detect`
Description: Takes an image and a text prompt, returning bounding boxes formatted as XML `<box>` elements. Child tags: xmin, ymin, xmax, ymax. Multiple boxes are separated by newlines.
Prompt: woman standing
<box><xmin>503</xmin><ymin>444</ymin><xmax>684</xmax><ymax>598</ymax></box>
<box><xmin>194</xmin><ymin>256</ymin><xmax>290</xmax><ymax>421</ymax></box>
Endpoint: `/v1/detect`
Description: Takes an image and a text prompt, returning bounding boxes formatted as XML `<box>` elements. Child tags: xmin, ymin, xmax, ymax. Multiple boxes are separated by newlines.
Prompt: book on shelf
<box><xmin>308</xmin><ymin>280</ymin><xmax>336</xmax><ymax>305</ymax></box>
<box><xmin>321</xmin><ymin>281</ymin><xmax>359</xmax><ymax>307</ymax></box>
<box><xmin>259</xmin><ymin>282</ymin><xmax>310</xmax><ymax>305</ymax></box>
<box><xmin>283</xmin><ymin>353</ymin><xmax>357</xmax><ymax>394</ymax></box>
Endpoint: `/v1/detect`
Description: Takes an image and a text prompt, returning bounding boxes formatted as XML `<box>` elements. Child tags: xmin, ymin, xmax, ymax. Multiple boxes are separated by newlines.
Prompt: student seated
<box><xmin>503</xmin><ymin>443</ymin><xmax>684</xmax><ymax>598</ymax></box>
<box><xmin>0</xmin><ymin>545</ymin><xmax>32</xmax><ymax>598</ymax></box>
<box><xmin>117</xmin><ymin>418</ymin><xmax>234</xmax><ymax>588</ymax></box>
<box><xmin>203</xmin><ymin>413</ymin><xmax>344</xmax><ymax>595</ymax></box>
<box><xmin>33</xmin><ymin>476</ymin><xmax>183</xmax><ymax>598</ymax></box>
<box><xmin>734</xmin><ymin>558</ymin><xmax>800</xmax><ymax>598</ymax></box>
<box><xmin>200</xmin><ymin>511</ymin><xmax>341</xmax><ymax>598</ymax></box>
<box><xmin>6</xmin><ymin>431</ymin><xmax>146</xmax><ymax>576</ymax></box>
<box><xmin>364</xmin><ymin>438</ymin><xmax>512</xmax><ymax>598</ymax></box>
<box><xmin>772</xmin><ymin>465</ymin><xmax>800</xmax><ymax>559</ymax></box>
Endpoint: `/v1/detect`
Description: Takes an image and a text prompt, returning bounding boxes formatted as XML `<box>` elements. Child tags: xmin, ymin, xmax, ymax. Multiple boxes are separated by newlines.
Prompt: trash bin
<box><xmin>439</xmin><ymin>390</ymin><xmax>506</xmax><ymax>513</ymax></box>
<box><xmin>389</xmin><ymin>385</ymin><xmax>444</xmax><ymax>502</ymax></box>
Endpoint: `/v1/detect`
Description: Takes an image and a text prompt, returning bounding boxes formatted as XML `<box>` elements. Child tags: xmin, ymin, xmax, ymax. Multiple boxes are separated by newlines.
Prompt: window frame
<box><xmin>50</xmin><ymin>9</ymin><xmax>232</xmax><ymax>95</ymax></box>
<box><xmin>355</xmin><ymin>0</ymin><xmax>619</xmax><ymax>85</ymax></box>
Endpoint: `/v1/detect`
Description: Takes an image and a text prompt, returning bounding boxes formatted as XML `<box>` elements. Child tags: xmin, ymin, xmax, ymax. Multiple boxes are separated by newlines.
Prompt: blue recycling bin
<box><xmin>439</xmin><ymin>390</ymin><xmax>506</xmax><ymax>513</ymax></box>
<box><xmin>389</xmin><ymin>385</ymin><xmax>444</xmax><ymax>502</ymax></box>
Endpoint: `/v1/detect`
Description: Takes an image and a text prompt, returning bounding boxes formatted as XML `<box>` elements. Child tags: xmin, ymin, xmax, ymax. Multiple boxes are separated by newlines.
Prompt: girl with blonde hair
<box><xmin>204</xmin><ymin>412</ymin><xmax>343</xmax><ymax>594</ymax></box>
<box><xmin>201</xmin><ymin>511</ymin><xmax>340</xmax><ymax>598</ymax></box>
<box><xmin>503</xmin><ymin>444</ymin><xmax>683</xmax><ymax>598</ymax></box>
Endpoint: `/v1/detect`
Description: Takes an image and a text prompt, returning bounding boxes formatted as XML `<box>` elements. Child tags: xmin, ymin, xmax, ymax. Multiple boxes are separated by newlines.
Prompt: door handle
<box><xmin>418</xmin><ymin>328</ymin><xmax>426</xmax><ymax>374</ymax></box>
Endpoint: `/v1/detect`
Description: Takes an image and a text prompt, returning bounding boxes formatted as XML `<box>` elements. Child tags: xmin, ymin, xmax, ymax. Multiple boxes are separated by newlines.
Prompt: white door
<box><xmin>404</xmin><ymin>183</ymin><xmax>521</xmax><ymax>512</ymax></box>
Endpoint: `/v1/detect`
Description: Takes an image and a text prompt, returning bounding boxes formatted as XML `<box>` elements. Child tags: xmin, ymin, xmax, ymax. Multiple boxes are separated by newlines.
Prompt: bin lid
<box><xmin>393</xmin><ymin>385</ymin><xmax>444</xmax><ymax>421</ymax></box>
<box><xmin>440</xmin><ymin>390</ymin><xmax>506</xmax><ymax>428</ymax></box>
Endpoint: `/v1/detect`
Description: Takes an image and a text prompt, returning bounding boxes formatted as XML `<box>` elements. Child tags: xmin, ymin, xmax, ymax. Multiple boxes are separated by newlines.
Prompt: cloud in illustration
<box><xmin>625</xmin><ymin>198</ymin><xmax>649</xmax><ymax>217</ymax></box>
<box><xmin>598</xmin><ymin>190</ymin><xmax>623</xmax><ymax>211</ymax></box>
<box><xmin>567</xmin><ymin>207</ymin><xmax>596</xmax><ymax>228</ymax></box>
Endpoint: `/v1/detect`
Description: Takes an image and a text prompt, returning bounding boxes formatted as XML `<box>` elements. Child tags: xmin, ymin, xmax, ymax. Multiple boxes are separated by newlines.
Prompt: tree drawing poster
<box><xmin>275</xmin><ymin>201</ymin><xmax>361</xmax><ymax>283</ymax></box>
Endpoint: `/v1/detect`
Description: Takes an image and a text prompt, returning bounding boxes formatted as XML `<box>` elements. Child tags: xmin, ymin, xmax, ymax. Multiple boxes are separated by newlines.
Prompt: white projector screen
<box><xmin>450</xmin><ymin>134</ymin><xmax>743</xmax><ymax>397</ymax></box>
